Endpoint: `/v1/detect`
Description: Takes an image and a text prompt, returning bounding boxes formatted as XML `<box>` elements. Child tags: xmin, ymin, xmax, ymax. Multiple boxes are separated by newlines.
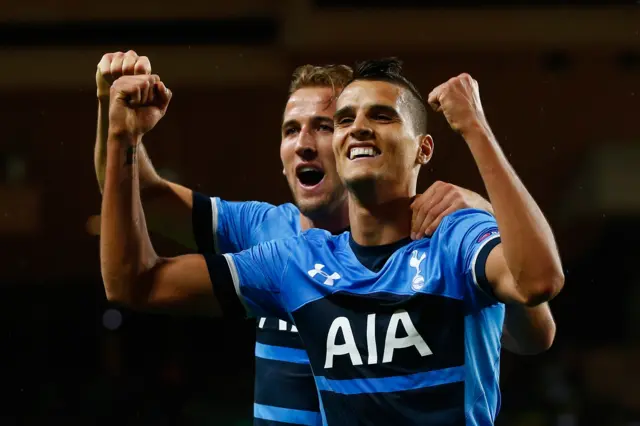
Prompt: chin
<box><xmin>295</xmin><ymin>195</ymin><xmax>326</xmax><ymax>216</ymax></box>
<box><xmin>344</xmin><ymin>171</ymin><xmax>379</xmax><ymax>188</ymax></box>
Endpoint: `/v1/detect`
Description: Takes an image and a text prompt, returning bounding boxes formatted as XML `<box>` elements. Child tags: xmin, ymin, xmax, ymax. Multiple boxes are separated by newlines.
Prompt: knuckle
<box><xmin>440</xmin><ymin>182</ymin><xmax>453</xmax><ymax>193</ymax></box>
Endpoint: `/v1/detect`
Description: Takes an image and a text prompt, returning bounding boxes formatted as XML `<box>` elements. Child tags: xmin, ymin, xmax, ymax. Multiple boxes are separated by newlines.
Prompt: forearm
<box><xmin>95</xmin><ymin>97</ymin><xmax>195</xmax><ymax>248</ymax></box>
<box><xmin>464</xmin><ymin>123</ymin><xmax>564</xmax><ymax>304</ymax></box>
<box><xmin>95</xmin><ymin>97</ymin><xmax>110</xmax><ymax>191</ymax></box>
<box><xmin>95</xmin><ymin>97</ymin><xmax>162</xmax><ymax>193</ymax></box>
<box><xmin>502</xmin><ymin>303</ymin><xmax>555</xmax><ymax>355</ymax></box>
<box><xmin>100</xmin><ymin>133</ymin><xmax>157</xmax><ymax>302</ymax></box>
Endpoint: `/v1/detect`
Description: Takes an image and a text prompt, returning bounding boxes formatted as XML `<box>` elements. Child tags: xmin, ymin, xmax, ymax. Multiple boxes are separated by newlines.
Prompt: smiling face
<box><xmin>332</xmin><ymin>80</ymin><xmax>433</xmax><ymax>199</ymax></box>
<box><xmin>280</xmin><ymin>87</ymin><xmax>347</xmax><ymax>219</ymax></box>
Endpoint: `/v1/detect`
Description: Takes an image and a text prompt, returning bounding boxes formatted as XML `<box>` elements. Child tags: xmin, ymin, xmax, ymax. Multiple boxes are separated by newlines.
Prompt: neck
<box><xmin>348</xmin><ymin>193</ymin><xmax>413</xmax><ymax>246</ymax></box>
<box><xmin>299</xmin><ymin>201</ymin><xmax>350</xmax><ymax>234</ymax></box>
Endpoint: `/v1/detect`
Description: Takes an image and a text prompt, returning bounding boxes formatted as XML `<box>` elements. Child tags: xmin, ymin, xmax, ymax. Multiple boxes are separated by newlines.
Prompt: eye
<box><xmin>375</xmin><ymin>114</ymin><xmax>392</xmax><ymax>121</ymax></box>
<box><xmin>284</xmin><ymin>127</ymin><xmax>299</xmax><ymax>136</ymax></box>
<box><xmin>318</xmin><ymin>124</ymin><xmax>334</xmax><ymax>133</ymax></box>
<box><xmin>336</xmin><ymin>117</ymin><xmax>354</xmax><ymax>126</ymax></box>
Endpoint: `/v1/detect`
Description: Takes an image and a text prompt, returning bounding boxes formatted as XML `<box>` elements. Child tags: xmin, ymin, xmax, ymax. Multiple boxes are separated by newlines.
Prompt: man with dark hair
<box><xmin>98</xmin><ymin>53</ymin><xmax>560</xmax><ymax>424</ymax></box>
<box><xmin>351</xmin><ymin>58</ymin><xmax>428</xmax><ymax>136</ymax></box>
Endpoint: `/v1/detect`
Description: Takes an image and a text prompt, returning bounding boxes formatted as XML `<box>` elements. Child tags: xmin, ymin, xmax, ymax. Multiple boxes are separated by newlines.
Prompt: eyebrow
<box><xmin>333</xmin><ymin>106</ymin><xmax>355</xmax><ymax>121</ymax></box>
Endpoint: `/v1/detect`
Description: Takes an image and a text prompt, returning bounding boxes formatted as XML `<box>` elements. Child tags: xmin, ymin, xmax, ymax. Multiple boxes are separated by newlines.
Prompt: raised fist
<box><xmin>96</xmin><ymin>50</ymin><xmax>151</xmax><ymax>98</ymax></box>
<box><xmin>108</xmin><ymin>74</ymin><xmax>172</xmax><ymax>139</ymax></box>
<box><xmin>427</xmin><ymin>73</ymin><xmax>486</xmax><ymax>135</ymax></box>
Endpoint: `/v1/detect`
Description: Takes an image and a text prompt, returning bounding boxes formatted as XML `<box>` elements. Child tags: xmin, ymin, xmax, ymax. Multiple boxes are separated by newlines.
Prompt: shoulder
<box><xmin>271</xmin><ymin>202</ymin><xmax>301</xmax><ymax>222</ymax></box>
<box><xmin>217</xmin><ymin>198</ymin><xmax>277</xmax><ymax>211</ymax></box>
<box><xmin>435</xmin><ymin>208</ymin><xmax>497</xmax><ymax>238</ymax></box>
<box><xmin>299</xmin><ymin>227</ymin><xmax>334</xmax><ymax>243</ymax></box>
<box><xmin>440</xmin><ymin>208</ymin><xmax>496</xmax><ymax>228</ymax></box>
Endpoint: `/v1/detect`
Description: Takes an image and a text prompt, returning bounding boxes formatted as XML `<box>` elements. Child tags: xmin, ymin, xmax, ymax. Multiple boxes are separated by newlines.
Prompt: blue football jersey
<box><xmin>193</xmin><ymin>193</ymin><xmax>322</xmax><ymax>426</ymax></box>
<box><xmin>217</xmin><ymin>209</ymin><xmax>505</xmax><ymax>425</ymax></box>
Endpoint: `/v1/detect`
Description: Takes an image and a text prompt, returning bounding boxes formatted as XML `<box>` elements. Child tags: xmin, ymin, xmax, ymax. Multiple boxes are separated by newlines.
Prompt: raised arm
<box><xmin>429</xmin><ymin>74</ymin><xmax>564</xmax><ymax>308</ymax></box>
<box><xmin>100</xmin><ymin>73</ymin><xmax>218</xmax><ymax>316</ymax></box>
<box><xmin>409</xmin><ymin>181</ymin><xmax>556</xmax><ymax>353</ymax></box>
<box><xmin>95</xmin><ymin>51</ymin><xmax>196</xmax><ymax>249</ymax></box>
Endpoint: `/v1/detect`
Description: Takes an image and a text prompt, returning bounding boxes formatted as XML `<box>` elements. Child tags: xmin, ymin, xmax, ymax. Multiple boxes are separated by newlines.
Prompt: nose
<box><xmin>350</xmin><ymin>116</ymin><xmax>374</xmax><ymax>141</ymax></box>
<box><xmin>294</xmin><ymin>129</ymin><xmax>317</xmax><ymax>161</ymax></box>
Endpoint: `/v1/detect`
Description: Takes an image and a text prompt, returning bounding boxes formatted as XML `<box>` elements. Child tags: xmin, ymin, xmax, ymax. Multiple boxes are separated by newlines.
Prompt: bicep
<box><xmin>139</xmin><ymin>253</ymin><xmax>222</xmax><ymax>316</ymax></box>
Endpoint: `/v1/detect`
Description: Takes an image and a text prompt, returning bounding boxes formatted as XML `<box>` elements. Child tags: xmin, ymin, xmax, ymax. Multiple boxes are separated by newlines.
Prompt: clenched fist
<box><xmin>97</xmin><ymin>50</ymin><xmax>152</xmax><ymax>98</ymax></box>
<box><xmin>427</xmin><ymin>73</ymin><xmax>487</xmax><ymax>135</ymax></box>
<box><xmin>109</xmin><ymin>75</ymin><xmax>172</xmax><ymax>139</ymax></box>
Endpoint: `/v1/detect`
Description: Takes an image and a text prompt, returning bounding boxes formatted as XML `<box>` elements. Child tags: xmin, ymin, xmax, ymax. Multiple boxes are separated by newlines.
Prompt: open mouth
<box><xmin>348</xmin><ymin>146</ymin><xmax>381</xmax><ymax>160</ymax></box>
<box><xmin>296</xmin><ymin>166</ymin><xmax>325</xmax><ymax>187</ymax></box>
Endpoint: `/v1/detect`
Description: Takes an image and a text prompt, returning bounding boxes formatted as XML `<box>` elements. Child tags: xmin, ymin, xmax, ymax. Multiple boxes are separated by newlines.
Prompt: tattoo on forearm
<box><xmin>125</xmin><ymin>146</ymin><xmax>136</xmax><ymax>166</ymax></box>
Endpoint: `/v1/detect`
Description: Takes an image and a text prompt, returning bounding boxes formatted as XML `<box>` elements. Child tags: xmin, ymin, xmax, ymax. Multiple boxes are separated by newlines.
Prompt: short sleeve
<box><xmin>192</xmin><ymin>192</ymin><xmax>275</xmax><ymax>254</ymax></box>
<box><xmin>438</xmin><ymin>209</ymin><xmax>502</xmax><ymax>307</ymax></box>
<box><xmin>203</xmin><ymin>236</ymin><xmax>297</xmax><ymax>321</ymax></box>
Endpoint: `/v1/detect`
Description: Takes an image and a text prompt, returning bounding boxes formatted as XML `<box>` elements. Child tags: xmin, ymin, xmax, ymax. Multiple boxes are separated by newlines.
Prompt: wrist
<box><xmin>460</xmin><ymin>118</ymin><xmax>493</xmax><ymax>143</ymax></box>
<box><xmin>107</xmin><ymin>129</ymin><xmax>142</xmax><ymax>147</ymax></box>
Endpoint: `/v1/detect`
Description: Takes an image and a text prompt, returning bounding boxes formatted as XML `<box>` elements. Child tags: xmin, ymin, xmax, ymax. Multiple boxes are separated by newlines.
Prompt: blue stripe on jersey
<box><xmin>255</xmin><ymin>342</ymin><xmax>309</xmax><ymax>364</ymax></box>
<box><xmin>254</xmin><ymin>403</ymin><xmax>322</xmax><ymax>426</ymax></box>
<box><xmin>315</xmin><ymin>366</ymin><xmax>464</xmax><ymax>395</ymax></box>
<box><xmin>319</xmin><ymin>382</ymin><xmax>465</xmax><ymax>426</ymax></box>
<box><xmin>254</xmin><ymin>419</ymin><xmax>314</xmax><ymax>426</ymax></box>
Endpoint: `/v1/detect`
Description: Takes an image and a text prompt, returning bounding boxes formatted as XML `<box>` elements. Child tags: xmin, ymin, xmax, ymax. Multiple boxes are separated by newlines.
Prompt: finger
<box><xmin>146</xmin><ymin>80</ymin><xmax>156</xmax><ymax>104</ymax></box>
<box><xmin>155</xmin><ymin>82</ymin><xmax>172</xmax><ymax>108</ymax></box>
<box><xmin>410</xmin><ymin>183</ymin><xmax>439</xmax><ymax>235</ymax></box>
<box><xmin>121</xmin><ymin>50</ymin><xmax>139</xmax><ymax>76</ymax></box>
<box><xmin>139</xmin><ymin>80</ymin><xmax>152</xmax><ymax>105</ymax></box>
<box><xmin>146</xmin><ymin>75</ymin><xmax>160</xmax><ymax>104</ymax></box>
<box><xmin>417</xmin><ymin>194</ymin><xmax>456</xmax><ymax>238</ymax></box>
<box><xmin>410</xmin><ymin>180</ymin><xmax>442</xmax><ymax>210</ymax></box>
<box><xmin>411</xmin><ymin>183</ymin><xmax>445</xmax><ymax>239</ymax></box>
<box><xmin>134</xmin><ymin>56</ymin><xmax>152</xmax><ymax>75</ymax></box>
<box><xmin>117</xmin><ymin>77</ymin><xmax>149</xmax><ymax>105</ymax></box>
<box><xmin>123</xmin><ymin>84</ymin><xmax>142</xmax><ymax>106</ymax></box>
<box><xmin>427</xmin><ymin>84</ymin><xmax>444</xmax><ymax>112</ymax></box>
<box><xmin>423</xmin><ymin>205</ymin><xmax>460</xmax><ymax>237</ymax></box>
<box><xmin>109</xmin><ymin>52</ymin><xmax>125</xmax><ymax>80</ymax></box>
<box><xmin>97</xmin><ymin>53</ymin><xmax>114</xmax><ymax>79</ymax></box>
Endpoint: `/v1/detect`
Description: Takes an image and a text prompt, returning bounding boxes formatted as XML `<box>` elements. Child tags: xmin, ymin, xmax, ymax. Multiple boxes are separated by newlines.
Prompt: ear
<box><xmin>415</xmin><ymin>134</ymin><xmax>434</xmax><ymax>165</ymax></box>
<box><xmin>282</xmin><ymin>167</ymin><xmax>286</xmax><ymax>176</ymax></box>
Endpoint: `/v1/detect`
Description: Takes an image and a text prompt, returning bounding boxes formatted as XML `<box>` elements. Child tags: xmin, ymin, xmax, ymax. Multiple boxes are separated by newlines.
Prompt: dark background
<box><xmin>1</xmin><ymin>0</ymin><xmax>639</xmax><ymax>424</ymax></box>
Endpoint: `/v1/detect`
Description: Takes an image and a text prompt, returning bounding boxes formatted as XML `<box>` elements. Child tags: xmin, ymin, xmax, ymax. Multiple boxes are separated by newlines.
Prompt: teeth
<box><xmin>299</xmin><ymin>166</ymin><xmax>320</xmax><ymax>173</ymax></box>
<box><xmin>349</xmin><ymin>147</ymin><xmax>378</xmax><ymax>160</ymax></box>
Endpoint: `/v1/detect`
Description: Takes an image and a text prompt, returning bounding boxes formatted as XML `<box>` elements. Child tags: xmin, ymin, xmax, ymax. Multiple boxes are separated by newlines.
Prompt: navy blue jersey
<box><xmin>192</xmin><ymin>193</ymin><xmax>322</xmax><ymax>426</ymax></box>
<box><xmin>207</xmin><ymin>209</ymin><xmax>505</xmax><ymax>425</ymax></box>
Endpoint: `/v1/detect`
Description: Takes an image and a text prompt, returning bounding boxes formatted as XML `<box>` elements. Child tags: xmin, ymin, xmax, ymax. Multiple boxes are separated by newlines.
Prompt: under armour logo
<box><xmin>409</xmin><ymin>250</ymin><xmax>426</xmax><ymax>291</ymax></box>
<box><xmin>308</xmin><ymin>264</ymin><xmax>341</xmax><ymax>286</ymax></box>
